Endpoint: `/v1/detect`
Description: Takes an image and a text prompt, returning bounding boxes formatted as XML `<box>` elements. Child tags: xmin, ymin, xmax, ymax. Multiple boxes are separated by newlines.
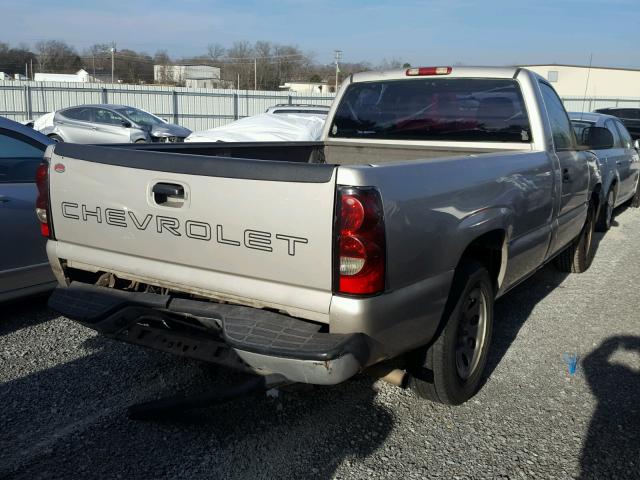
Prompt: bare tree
<box><xmin>153</xmin><ymin>50</ymin><xmax>173</xmax><ymax>84</ymax></box>
<box><xmin>83</xmin><ymin>43</ymin><xmax>111</xmax><ymax>78</ymax></box>
<box><xmin>35</xmin><ymin>40</ymin><xmax>81</xmax><ymax>73</ymax></box>
<box><xmin>378</xmin><ymin>58</ymin><xmax>404</xmax><ymax>70</ymax></box>
<box><xmin>0</xmin><ymin>42</ymin><xmax>37</xmax><ymax>77</ymax></box>
<box><xmin>206</xmin><ymin>43</ymin><xmax>226</xmax><ymax>64</ymax></box>
<box><xmin>224</xmin><ymin>41</ymin><xmax>254</xmax><ymax>89</ymax></box>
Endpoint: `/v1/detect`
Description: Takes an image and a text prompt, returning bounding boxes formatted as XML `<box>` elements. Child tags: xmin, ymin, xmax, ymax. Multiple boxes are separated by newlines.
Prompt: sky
<box><xmin>3</xmin><ymin>0</ymin><xmax>640</xmax><ymax>68</ymax></box>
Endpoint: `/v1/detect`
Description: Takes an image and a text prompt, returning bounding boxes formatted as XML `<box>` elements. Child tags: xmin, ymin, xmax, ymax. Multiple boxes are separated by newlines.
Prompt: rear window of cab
<box><xmin>330</xmin><ymin>78</ymin><xmax>532</xmax><ymax>143</ymax></box>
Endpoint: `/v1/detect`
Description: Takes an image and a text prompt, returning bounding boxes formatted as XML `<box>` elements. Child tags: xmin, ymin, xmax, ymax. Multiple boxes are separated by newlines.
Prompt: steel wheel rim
<box><xmin>455</xmin><ymin>287</ymin><xmax>488</xmax><ymax>380</ymax></box>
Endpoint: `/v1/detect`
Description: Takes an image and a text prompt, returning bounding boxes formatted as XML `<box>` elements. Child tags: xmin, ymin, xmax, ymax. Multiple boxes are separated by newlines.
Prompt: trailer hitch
<box><xmin>127</xmin><ymin>373</ymin><xmax>288</xmax><ymax>421</ymax></box>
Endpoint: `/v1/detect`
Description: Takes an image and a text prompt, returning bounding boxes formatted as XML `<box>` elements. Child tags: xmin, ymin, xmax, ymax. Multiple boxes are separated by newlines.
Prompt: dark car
<box><xmin>0</xmin><ymin>116</ymin><xmax>56</xmax><ymax>301</ymax></box>
<box><xmin>594</xmin><ymin>108</ymin><xmax>640</xmax><ymax>140</ymax></box>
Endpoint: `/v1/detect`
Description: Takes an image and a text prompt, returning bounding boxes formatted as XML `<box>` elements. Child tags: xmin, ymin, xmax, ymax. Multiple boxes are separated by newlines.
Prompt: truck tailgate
<box><xmin>47</xmin><ymin>144</ymin><xmax>337</xmax><ymax>320</ymax></box>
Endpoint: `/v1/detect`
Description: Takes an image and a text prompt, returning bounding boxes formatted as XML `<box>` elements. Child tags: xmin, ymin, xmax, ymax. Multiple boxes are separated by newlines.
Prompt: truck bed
<box><xmin>116</xmin><ymin>140</ymin><xmax>524</xmax><ymax>165</ymax></box>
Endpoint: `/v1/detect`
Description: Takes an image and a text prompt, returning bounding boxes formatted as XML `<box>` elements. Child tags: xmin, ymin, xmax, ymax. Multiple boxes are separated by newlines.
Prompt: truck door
<box><xmin>92</xmin><ymin>108</ymin><xmax>134</xmax><ymax>143</ymax></box>
<box><xmin>57</xmin><ymin>107</ymin><xmax>96</xmax><ymax>143</ymax></box>
<box><xmin>538</xmin><ymin>82</ymin><xmax>590</xmax><ymax>255</ymax></box>
<box><xmin>612</xmin><ymin>119</ymin><xmax>639</xmax><ymax>200</ymax></box>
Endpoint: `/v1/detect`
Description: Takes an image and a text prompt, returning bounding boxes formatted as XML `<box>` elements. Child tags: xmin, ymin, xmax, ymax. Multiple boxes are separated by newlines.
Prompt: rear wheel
<box><xmin>553</xmin><ymin>200</ymin><xmax>596</xmax><ymax>273</ymax></box>
<box><xmin>408</xmin><ymin>261</ymin><xmax>494</xmax><ymax>405</ymax></box>
<box><xmin>596</xmin><ymin>187</ymin><xmax>616</xmax><ymax>232</ymax></box>
<box><xmin>134</xmin><ymin>139</ymin><xmax>147</xmax><ymax>144</ymax></box>
<box><xmin>48</xmin><ymin>134</ymin><xmax>63</xmax><ymax>143</ymax></box>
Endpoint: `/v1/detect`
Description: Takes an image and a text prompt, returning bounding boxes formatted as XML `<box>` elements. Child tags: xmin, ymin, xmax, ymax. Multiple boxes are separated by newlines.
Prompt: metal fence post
<box><xmin>288</xmin><ymin>94</ymin><xmax>293</xmax><ymax>105</ymax></box>
<box><xmin>233</xmin><ymin>92</ymin><xmax>239</xmax><ymax>120</ymax></box>
<box><xmin>23</xmin><ymin>85</ymin><xmax>31</xmax><ymax>120</ymax></box>
<box><xmin>172</xmin><ymin>91</ymin><xmax>179</xmax><ymax>124</ymax></box>
<box><xmin>25</xmin><ymin>85</ymin><xmax>33</xmax><ymax>119</ymax></box>
<box><xmin>101</xmin><ymin>87</ymin><xmax>108</xmax><ymax>104</ymax></box>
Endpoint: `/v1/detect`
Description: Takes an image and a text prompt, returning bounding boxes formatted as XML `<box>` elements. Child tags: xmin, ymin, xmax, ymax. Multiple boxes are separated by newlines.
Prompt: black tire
<box><xmin>408</xmin><ymin>261</ymin><xmax>494</xmax><ymax>405</ymax></box>
<box><xmin>48</xmin><ymin>134</ymin><xmax>63</xmax><ymax>143</ymax></box>
<box><xmin>553</xmin><ymin>200</ymin><xmax>596</xmax><ymax>273</ymax></box>
<box><xmin>596</xmin><ymin>187</ymin><xmax>616</xmax><ymax>232</ymax></box>
<box><xmin>134</xmin><ymin>139</ymin><xmax>147</xmax><ymax>144</ymax></box>
<box><xmin>630</xmin><ymin>178</ymin><xmax>640</xmax><ymax>208</ymax></box>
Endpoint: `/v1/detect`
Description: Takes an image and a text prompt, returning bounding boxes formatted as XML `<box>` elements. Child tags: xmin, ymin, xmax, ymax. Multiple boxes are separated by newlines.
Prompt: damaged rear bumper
<box><xmin>48</xmin><ymin>282</ymin><xmax>369</xmax><ymax>385</ymax></box>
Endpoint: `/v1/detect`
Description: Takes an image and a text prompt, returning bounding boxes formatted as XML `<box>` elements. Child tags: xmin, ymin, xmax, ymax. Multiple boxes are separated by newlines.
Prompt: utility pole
<box><xmin>334</xmin><ymin>50</ymin><xmax>342</xmax><ymax>92</ymax></box>
<box><xmin>110</xmin><ymin>42</ymin><xmax>116</xmax><ymax>83</ymax></box>
<box><xmin>30</xmin><ymin>59</ymin><xmax>33</xmax><ymax>79</ymax></box>
<box><xmin>254</xmin><ymin>58</ymin><xmax>257</xmax><ymax>91</ymax></box>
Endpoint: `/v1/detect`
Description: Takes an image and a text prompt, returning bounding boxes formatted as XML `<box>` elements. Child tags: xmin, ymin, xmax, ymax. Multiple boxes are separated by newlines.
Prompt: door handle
<box><xmin>152</xmin><ymin>182</ymin><xmax>185</xmax><ymax>206</ymax></box>
<box><xmin>562</xmin><ymin>168</ymin><xmax>571</xmax><ymax>183</ymax></box>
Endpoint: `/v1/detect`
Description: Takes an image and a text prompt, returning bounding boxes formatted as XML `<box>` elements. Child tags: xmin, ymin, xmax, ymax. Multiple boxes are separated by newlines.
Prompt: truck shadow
<box><xmin>579</xmin><ymin>335</ymin><xmax>640</xmax><ymax>479</ymax></box>
<box><xmin>0</xmin><ymin>337</ymin><xmax>393</xmax><ymax>480</ymax></box>
<box><xmin>0</xmin><ymin>295</ymin><xmax>59</xmax><ymax>336</ymax></box>
<box><xmin>485</xmin><ymin>228</ymin><xmax>608</xmax><ymax>381</ymax></box>
<box><xmin>486</xmin><ymin>263</ymin><xmax>569</xmax><ymax>380</ymax></box>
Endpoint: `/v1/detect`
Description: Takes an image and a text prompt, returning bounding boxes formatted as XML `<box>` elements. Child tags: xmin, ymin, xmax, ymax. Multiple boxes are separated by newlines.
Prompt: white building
<box><xmin>33</xmin><ymin>69</ymin><xmax>99</xmax><ymax>83</ymax></box>
<box><xmin>280</xmin><ymin>81</ymin><xmax>332</xmax><ymax>95</ymax></box>
<box><xmin>154</xmin><ymin>64</ymin><xmax>221</xmax><ymax>86</ymax></box>
<box><xmin>522</xmin><ymin>64</ymin><xmax>640</xmax><ymax>98</ymax></box>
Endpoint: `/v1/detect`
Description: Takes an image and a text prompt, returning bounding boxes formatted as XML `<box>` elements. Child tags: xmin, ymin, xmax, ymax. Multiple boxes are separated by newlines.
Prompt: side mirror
<box><xmin>580</xmin><ymin>126</ymin><xmax>614</xmax><ymax>150</ymax></box>
<box><xmin>634</xmin><ymin>139</ymin><xmax>640</xmax><ymax>150</ymax></box>
<box><xmin>121</xmin><ymin>120</ymin><xmax>132</xmax><ymax>128</ymax></box>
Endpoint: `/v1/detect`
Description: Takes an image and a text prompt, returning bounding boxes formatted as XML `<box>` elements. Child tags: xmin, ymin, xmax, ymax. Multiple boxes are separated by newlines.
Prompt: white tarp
<box><xmin>33</xmin><ymin>111</ymin><xmax>55</xmax><ymax>135</ymax></box>
<box><xmin>185</xmin><ymin>113</ymin><xmax>326</xmax><ymax>143</ymax></box>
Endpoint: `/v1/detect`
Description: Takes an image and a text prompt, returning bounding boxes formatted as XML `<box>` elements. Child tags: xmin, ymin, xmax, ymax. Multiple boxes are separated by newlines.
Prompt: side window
<box><xmin>614</xmin><ymin>120</ymin><xmax>633</xmax><ymax>149</ymax></box>
<box><xmin>0</xmin><ymin>130</ymin><xmax>45</xmax><ymax>183</ymax></box>
<box><xmin>63</xmin><ymin>108</ymin><xmax>92</xmax><ymax>121</ymax></box>
<box><xmin>539</xmin><ymin>82</ymin><xmax>575</xmax><ymax>150</ymax></box>
<box><xmin>604</xmin><ymin>119</ymin><xmax>622</xmax><ymax>148</ymax></box>
<box><xmin>94</xmin><ymin>108</ymin><xmax>124</xmax><ymax>125</ymax></box>
<box><xmin>618</xmin><ymin>109</ymin><xmax>639</xmax><ymax>120</ymax></box>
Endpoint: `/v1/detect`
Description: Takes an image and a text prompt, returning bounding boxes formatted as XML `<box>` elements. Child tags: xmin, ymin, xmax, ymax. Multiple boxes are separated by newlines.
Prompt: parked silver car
<box><xmin>570</xmin><ymin>112</ymin><xmax>640</xmax><ymax>230</ymax></box>
<box><xmin>0</xmin><ymin>116</ymin><xmax>56</xmax><ymax>302</ymax></box>
<box><xmin>45</xmin><ymin>105</ymin><xmax>191</xmax><ymax>144</ymax></box>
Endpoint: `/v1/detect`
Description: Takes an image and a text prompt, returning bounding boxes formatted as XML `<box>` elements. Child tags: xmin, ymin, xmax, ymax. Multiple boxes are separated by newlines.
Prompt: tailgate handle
<box><xmin>152</xmin><ymin>182</ymin><xmax>185</xmax><ymax>206</ymax></box>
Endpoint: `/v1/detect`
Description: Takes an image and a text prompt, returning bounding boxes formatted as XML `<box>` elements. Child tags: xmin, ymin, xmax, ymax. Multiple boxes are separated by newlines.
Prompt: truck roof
<box><xmin>350</xmin><ymin>66</ymin><xmax>526</xmax><ymax>83</ymax></box>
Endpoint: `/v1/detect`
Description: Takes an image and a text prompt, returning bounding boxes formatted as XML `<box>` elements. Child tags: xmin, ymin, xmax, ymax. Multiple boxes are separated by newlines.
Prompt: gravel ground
<box><xmin>1</xmin><ymin>206</ymin><xmax>639</xmax><ymax>480</ymax></box>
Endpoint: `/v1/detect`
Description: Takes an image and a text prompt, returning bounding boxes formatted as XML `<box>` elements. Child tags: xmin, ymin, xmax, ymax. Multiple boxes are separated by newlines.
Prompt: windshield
<box><xmin>330</xmin><ymin>78</ymin><xmax>532</xmax><ymax>143</ymax></box>
<box><xmin>116</xmin><ymin>107</ymin><xmax>164</xmax><ymax>127</ymax></box>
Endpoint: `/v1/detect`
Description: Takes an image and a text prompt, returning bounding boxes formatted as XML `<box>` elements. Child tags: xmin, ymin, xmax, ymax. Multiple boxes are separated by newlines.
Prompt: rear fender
<box><xmin>455</xmin><ymin>207</ymin><xmax>512</xmax><ymax>289</ymax></box>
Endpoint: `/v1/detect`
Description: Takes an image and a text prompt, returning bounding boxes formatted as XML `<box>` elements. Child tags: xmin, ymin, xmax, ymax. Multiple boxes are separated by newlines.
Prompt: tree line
<box><xmin>0</xmin><ymin>40</ymin><xmax>409</xmax><ymax>90</ymax></box>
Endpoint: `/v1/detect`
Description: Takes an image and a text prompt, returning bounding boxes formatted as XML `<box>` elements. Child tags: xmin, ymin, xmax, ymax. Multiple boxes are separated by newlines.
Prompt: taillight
<box><xmin>335</xmin><ymin>187</ymin><xmax>385</xmax><ymax>295</ymax></box>
<box><xmin>35</xmin><ymin>162</ymin><xmax>53</xmax><ymax>238</ymax></box>
<box><xmin>405</xmin><ymin>66</ymin><xmax>452</xmax><ymax>76</ymax></box>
